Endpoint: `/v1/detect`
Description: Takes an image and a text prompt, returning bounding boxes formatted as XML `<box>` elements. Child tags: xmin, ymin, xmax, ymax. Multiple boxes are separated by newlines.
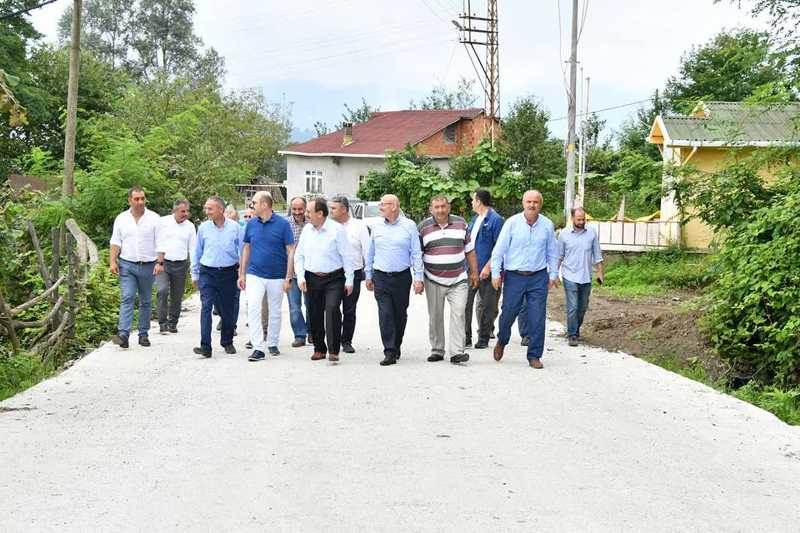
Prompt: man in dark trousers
<box><xmin>364</xmin><ymin>194</ymin><xmax>424</xmax><ymax>366</ymax></box>
<box><xmin>294</xmin><ymin>197</ymin><xmax>354</xmax><ymax>362</ymax></box>
<box><xmin>191</xmin><ymin>196</ymin><xmax>243</xmax><ymax>357</ymax></box>
<box><xmin>464</xmin><ymin>188</ymin><xmax>504</xmax><ymax>349</ymax></box>
<box><xmin>155</xmin><ymin>199</ymin><xmax>196</xmax><ymax>334</ymax></box>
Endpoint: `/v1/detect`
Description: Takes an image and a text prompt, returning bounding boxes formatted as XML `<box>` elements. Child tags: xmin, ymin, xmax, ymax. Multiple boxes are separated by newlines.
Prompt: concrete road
<box><xmin>2</xmin><ymin>291</ymin><xmax>799</xmax><ymax>532</ymax></box>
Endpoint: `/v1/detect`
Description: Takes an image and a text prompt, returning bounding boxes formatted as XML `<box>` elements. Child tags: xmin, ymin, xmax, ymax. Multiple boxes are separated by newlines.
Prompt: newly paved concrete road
<box><xmin>2</xmin><ymin>291</ymin><xmax>799</xmax><ymax>532</ymax></box>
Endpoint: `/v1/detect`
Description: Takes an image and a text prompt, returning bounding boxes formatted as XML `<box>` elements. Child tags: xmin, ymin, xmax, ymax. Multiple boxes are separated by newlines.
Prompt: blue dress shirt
<box><xmin>191</xmin><ymin>218</ymin><xmax>243</xmax><ymax>281</ymax></box>
<box><xmin>294</xmin><ymin>218</ymin><xmax>355</xmax><ymax>285</ymax></box>
<box><xmin>365</xmin><ymin>215</ymin><xmax>424</xmax><ymax>281</ymax></box>
<box><xmin>490</xmin><ymin>213</ymin><xmax>558</xmax><ymax>281</ymax></box>
<box><xmin>558</xmin><ymin>226</ymin><xmax>603</xmax><ymax>284</ymax></box>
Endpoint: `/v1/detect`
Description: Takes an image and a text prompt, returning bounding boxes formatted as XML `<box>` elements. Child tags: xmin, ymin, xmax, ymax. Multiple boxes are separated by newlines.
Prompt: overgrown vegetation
<box><xmin>600</xmin><ymin>248</ymin><xmax>714</xmax><ymax>298</ymax></box>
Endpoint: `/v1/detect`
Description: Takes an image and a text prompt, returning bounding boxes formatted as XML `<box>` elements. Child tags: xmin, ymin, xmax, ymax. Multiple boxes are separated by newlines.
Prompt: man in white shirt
<box><xmin>109</xmin><ymin>186</ymin><xmax>161</xmax><ymax>349</ymax></box>
<box><xmin>329</xmin><ymin>196</ymin><xmax>370</xmax><ymax>354</ymax></box>
<box><xmin>294</xmin><ymin>197</ymin><xmax>354</xmax><ymax>362</ymax></box>
<box><xmin>155</xmin><ymin>199</ymin><xmax>197</xmax><ymax>335</ymax></box>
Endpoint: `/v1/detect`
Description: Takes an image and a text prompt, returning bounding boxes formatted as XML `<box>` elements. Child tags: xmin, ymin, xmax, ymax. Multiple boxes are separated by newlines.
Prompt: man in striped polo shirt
<box><xmin>418</xmin><ymin>196</ymin><xmax>479</xmax><ymax>364</ymax></box>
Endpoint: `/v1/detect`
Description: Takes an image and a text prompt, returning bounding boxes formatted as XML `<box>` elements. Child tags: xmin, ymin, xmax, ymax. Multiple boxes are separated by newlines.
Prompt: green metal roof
<box><xmin>659</xmin><ymin>101</ymin><xmax>800</xmax><ymax>146</ymax></box>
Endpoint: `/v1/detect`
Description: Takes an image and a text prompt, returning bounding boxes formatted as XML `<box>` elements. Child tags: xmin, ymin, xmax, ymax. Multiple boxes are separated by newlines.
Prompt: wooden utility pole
<box><xmin>62</xmin><ymin>0</ymin><xmax>82</xmax><ymax>198</ymax></box>
<box><xmin>458</xmin><ymin>0</ymin><xmax>499</xmax><ymax>143</ymax></box>
<box><xmin>564</xmin><ymin>0</ymin><xmax>579</xmax><ymax>223</ymax></box>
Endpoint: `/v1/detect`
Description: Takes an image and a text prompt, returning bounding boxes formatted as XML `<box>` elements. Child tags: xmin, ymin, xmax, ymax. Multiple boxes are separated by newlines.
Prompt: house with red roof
<box><xmin>278</xmin><ymin>108</ymin><xmax>495</xmax><ymax>200</ymax></box>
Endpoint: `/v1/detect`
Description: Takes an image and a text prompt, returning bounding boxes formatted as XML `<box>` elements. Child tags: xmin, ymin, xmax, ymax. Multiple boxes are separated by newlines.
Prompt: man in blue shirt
<box><xmin>490</xmin><ymin>190</ymin><xmax>558</xmax><ymax>369</ymax></box>
<box><xmin>464</xmin><ymin>188</ymin><xmax>504</xmax><ymax>350</ymax></box>
<box><xmin>558</xmin><ymin>207</ymin><xmax>604</xmax><ymax>347</ymax></box>
<box><xmin>238</xmin><ymin>191</ymin><xmax>295</xmax><ymax>362</ymax></box>
<box><xmin>191</xmin><ymin>196</ymin><xmax>243</xmax><ymax>357</ymax></box>
<box><xmin>365</xmin><ymin>194</ymin><xmax>424</xmax><ymax>366</ymax></box>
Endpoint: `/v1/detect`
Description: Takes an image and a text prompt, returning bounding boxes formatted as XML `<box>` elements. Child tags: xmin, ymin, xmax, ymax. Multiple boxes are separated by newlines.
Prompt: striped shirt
<box><xmin>418</xmin><ymin>215</ymin><xmax>470</xmax><ymax>286</ymax></box>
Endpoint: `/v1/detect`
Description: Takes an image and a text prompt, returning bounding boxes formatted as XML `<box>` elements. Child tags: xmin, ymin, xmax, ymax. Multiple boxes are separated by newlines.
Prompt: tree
<box><xmin>617</xmin><ymin>90</ymin><xmax>664</xmax><ymax>160</ymax></box>
<box><xmin>57</xmin><ymin>0</ymin><xmax>133</xmax><ymax>68</ymax></box>
<box><xmin>410</xmin><ymin>76</ymin><xmax>478</xmax><ymax>110</ymax></box>
<box><xmin>341</xmin><ymin>97</ymin><xmax>378</xmax><ymax>125</ymax></box>
<box><xmin>664</xmin><ymin>28</ymin><xmax>794</xmax><ymax>113</ymax></box>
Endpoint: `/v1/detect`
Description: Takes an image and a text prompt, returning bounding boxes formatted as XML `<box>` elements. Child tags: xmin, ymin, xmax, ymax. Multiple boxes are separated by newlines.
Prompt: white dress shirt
<box><xmin>341</xmin><ymin>217</ymin><xmax>371</xmax><ymax>271</ymax></box>
<box><xmin>157</xmin><ymin>214</ymin><xmax>197</xmax><ymax>261</ymax></box>
<box><xmin>110</xmin><ymin>208</ymin><xmax>161</xmax><ymax>262</ymax></box>
<box><xmin>294</xmin><ymin>218</ymin><xmax>355</xmax><ymax>285</ymax></box>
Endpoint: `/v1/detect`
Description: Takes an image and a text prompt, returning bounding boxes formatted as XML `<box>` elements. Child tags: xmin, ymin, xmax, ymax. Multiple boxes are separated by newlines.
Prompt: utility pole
<box><xmin>62</xmin><ymin>0</ymin><xmax>82</xmax><ymax>198</ymax></box>
<box><xmin>457</xmin><ymin>0</ymin><xmax>499</xmax><ymax>143</ymax></box>
<box><xmin>578</xmin><ymin>75</ymin><xmax>590</xmax><ymax>207</ymax></box>
<box><xmin>564</xmin><ymin>0</ymin><xmax>579</xmax><ymax>223</ymax></box>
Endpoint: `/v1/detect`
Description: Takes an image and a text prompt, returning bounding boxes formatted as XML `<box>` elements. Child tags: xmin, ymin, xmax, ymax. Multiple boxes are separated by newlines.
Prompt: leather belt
<box><xmin>120</xmin><ymin>258</ymin><xmax>156</xmax><ymax>265</ymax></box>
<box><xmin>511</xmin><ymin>268</ymin><xmax>546</xmax><ymax>277</ymax></box>
<box><xmin>311</xmin><ymin>268</ymin><xmax>344</xmax><ymax>278</ymax></box>
<box><xmin>200</xmin><ymin>264</ymin><xmax>239</xmax><ymax>271</ymax></box>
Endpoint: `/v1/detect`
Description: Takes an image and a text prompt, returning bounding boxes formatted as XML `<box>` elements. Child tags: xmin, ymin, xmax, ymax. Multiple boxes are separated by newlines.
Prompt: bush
<box><xmin>602</xmin><ymin>248</ymin><xmax>714</xmax><ymax>296</ymax></box>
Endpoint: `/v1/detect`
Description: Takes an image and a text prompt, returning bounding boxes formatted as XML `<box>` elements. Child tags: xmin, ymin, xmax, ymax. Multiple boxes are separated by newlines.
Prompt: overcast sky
<box><xmin>30</xmin><ymin>0</ymin><xmax>761</xmax><ymax>141</ymax></box>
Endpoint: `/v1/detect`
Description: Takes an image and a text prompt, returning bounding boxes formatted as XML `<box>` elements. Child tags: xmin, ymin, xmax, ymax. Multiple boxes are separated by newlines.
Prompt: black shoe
<box><xmin>248</xmin><ymin>350</ymin><xmax>266</xmax><ymax>362</ymax></box>
<box><xmin>379</xmin><ymin>356</ymin><xmax>397</xmax><ymax>366</ymax></box>
<box><xmin>342</xmin><ymin>342</ymin><xmax>355</xmax><ymax>353</ymax></box>
<box><xmin>474</xmin><ymin>340</ymin><xmax>489</xmax><ymax>349</ymax></box>
<box><xmin>268</xmin><ymin>346</ymin><xmax>280</xmax><ymax>356</ymax></box>
<box><xmin>223</xmin><ymin>344</ymin><xmax>236</xmax><ymax>354</ymax></box>
<box><xmin>450</xmin><ymin>353</ymin><xmax>470</xmax><ymax>364</ymax></box>
<box><xmin>427</xmin><ymin>354</ymin><xmax>444</xmax><ymax>362</ymax></box>
<box><xmin>245</xmin><ymin>341</ymin><xmax>252</xmax><ymax>349</ymax></box>
<box><xmin>159</xmin><ymin>325</ymin><xmax>169</xmax><ymax>335</ymax></box>
<box><xmin>138</xmin><ymin>336</ymin><xmax>151</xmax><ymax>347</ymax></box>
<box><xmin>465</xmin><ymin>339</ymin><xmax>472</xmax><ymax>348</ymax></box>
<box><xmin>568</xmin><ymin>335</ymin><xmax>578</xmax><ymax>347</ymax></box>
<box><xmin>193</xmin><ymin>346</ymin><xmax>212</xmax><ymax>358</ymax></box>
<box><xmin>521</xmin><ymin>336</ymin><xmax>529</xmax><ymax>346</ymax></box>
<box><xmin>111</xmin><ymin>334</ymin><xmax>129</xmax><ymax>349</ymax></box>
<box><xmin>168</xmin><ymin>325</ymin><xmax>178</xmax><ymax>334</ymax></box>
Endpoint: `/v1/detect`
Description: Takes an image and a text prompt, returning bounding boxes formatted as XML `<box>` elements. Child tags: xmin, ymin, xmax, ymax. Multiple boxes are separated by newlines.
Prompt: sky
<box><xmin>30</xmin><ymin>0</ymin><xmax>762</xmax><ymax>142</ymax></box>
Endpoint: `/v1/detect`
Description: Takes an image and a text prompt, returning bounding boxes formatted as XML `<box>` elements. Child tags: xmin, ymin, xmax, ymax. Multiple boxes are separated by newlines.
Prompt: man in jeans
<box><xmin>155</xmin><ymin>199</ymin><xmax>196</xmax><ymax>334</ymax></box>
<box><xmin>419</xmin><ymin>196</ymin><xmax>478</xmax><ymax>364</ymax></box>
<box><xmin>286</xmin><ymin>196</ymin><xmax>309</xmax><ymax>347</ymax></box>
<box><xmin>557</xmin><ymin>207</ymin><xmax>604</xmax><ymax>346</ymax></box>
<box><xmin>109</xmin><ymin>186</ymin><xmax>161</xmax><ymax>349</ymax></box>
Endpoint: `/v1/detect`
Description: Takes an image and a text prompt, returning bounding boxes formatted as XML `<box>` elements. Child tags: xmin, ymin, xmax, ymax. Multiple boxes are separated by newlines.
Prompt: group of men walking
<box><xmin>108</xmin><ymin>185</ymin><xmax>604</xmax><ymax>369</ymax></box>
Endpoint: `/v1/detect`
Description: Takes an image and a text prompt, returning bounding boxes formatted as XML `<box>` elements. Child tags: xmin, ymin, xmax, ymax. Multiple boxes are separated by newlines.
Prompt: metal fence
<box><xmin>587</xmin><ymin>220</ymin><xmax>681</xmax><ymax>252</ymax></box>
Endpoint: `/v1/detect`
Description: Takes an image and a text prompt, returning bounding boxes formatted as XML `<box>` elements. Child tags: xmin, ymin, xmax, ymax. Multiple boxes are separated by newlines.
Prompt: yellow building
<box><xmin>647</xmin><ymin>101</ymin><xmax>800</xmax><ymax>249</ymax></box>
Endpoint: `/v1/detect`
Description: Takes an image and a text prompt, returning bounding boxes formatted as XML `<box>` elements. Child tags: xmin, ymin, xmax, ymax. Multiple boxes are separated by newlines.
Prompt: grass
<box><xmin>601</xmin><ymin>247</ymin><xmax>714</xmax><ymax>298</ymax></box>
<box><xmin>0</xmin><ymin>352</ymin><xmax>55</xmax><ymax>401</ymax></box>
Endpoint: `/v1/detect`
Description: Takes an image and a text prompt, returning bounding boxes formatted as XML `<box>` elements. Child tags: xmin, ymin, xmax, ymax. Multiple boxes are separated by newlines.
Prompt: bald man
<box><xmin>364</xmin><ymin>194</ymin><xmax>424</xmax><ymax>366</ymax></box>
<box><xmin>490</xmin><ymin>190</ymin><xmax>558</xmax><ymax>369</ymax></box>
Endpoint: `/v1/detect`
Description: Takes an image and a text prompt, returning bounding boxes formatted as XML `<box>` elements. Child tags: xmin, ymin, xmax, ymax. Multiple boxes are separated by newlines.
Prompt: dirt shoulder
<box><xmin>547</xmin><ymin>287</ymin><xmax>725</xmax><ymax>382</ymax></box>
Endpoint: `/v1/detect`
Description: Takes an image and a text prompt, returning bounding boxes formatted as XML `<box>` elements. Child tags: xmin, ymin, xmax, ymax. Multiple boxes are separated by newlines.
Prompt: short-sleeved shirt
<box><xmin>418</xmin><ymin>215</ymin><xmax>470</xmax><ymax>286</ymax></box>
<box><xmin>243</xmin><ymin>214</ymin><xmax>294</xmax><ymax>279</ymax></box>
<box><xmin>558</xmin><ymin>226</ymin><xmax>603</xmax><ymax>284</ymax></box>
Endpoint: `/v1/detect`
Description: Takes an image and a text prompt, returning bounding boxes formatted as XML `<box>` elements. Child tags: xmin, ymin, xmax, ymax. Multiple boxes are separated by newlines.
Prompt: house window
<box><xmin>444</xmin><ymin>124</ymin><xmax>457</xmax><ymax>144</ymax></box>
<box><xmin>358</xmin><ymin>174</ymin><xmax>367</xmax><ymax>189</ymax></box>
<box><xmin>305</xmin><ymin>170</ymin><xmax>323</xmax><ymax>194</ymax></box>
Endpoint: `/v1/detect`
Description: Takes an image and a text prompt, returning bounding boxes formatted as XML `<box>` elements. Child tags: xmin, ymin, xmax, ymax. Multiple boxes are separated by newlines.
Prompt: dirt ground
<box><xmin>546</xmin><ymin>287</ymin><xmax>726</xmax><ymax>381</ymax></box>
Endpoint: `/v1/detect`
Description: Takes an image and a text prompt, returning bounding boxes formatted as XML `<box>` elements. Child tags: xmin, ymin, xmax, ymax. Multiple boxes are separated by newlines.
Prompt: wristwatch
<box><xmin>157</xmin><ymin>260</ymin><xmax>164</xmax><ymax>265</ymax></box>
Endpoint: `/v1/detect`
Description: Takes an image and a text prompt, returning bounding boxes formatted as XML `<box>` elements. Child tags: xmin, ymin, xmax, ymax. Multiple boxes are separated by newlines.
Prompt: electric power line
<box><xmin>0</xmin><ymin>0</ymin><xmax>61</xmax><ymax>21</ymax></box>
<box><xmin>548</xmin><ymin>98</ymin><xmax>652</xmax><ymax>121</ymax></box>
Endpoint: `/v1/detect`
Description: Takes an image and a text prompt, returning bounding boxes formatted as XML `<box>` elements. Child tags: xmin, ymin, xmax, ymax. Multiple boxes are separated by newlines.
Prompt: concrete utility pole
<box><xmin>62</xmin><ymin>0</ymin><xmax>82</xmax><ymax>198</ymax></box>
<box><xmin>564</xmin><ymin>0</ymin><xmax>579</xmax><ymax>223</ymax></box>
<box><xmin>458</xmin><ymin>0</ymin><xmax>499</xmax><ymax>144</ymax></box>
<box><xmin>578</xmin><ymin>74</ymin><xmax>589</xmax><ymax>207</ymax></box>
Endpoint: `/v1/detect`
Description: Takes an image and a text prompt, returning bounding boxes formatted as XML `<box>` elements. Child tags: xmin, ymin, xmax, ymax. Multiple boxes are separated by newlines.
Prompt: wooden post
<box><xmin>65</xmin><ymin>235</ymin><xmax>77</xmax><ymax>338</ymax></box>
<box><xmin>0</xmin><ymin>289</ymin><xmax>20</xmax><ymax>353</ymax></box>
<box><xmin>27</xmin><ymin>221</ymin><xmax>52</xmax><ymax>285</ymax></box>
<box><xmin>62</xmin><ymin>0</ymin><xmax>82</xmax><ymax>198</ymax></box>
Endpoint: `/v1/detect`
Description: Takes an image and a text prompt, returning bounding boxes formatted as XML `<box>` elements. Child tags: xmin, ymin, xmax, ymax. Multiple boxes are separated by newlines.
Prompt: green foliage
<box><xmin>409</xmin><ymin>76</ymin><xmax>478</xmax><ymax>110</ymax></box>
<box><xmin>731</xmin><ymin>382</ymin><xmax>800</xmax><ymax>425</ymax></box>
<box><xmin>601</xmin><ymin>248</ymin><xmax>714</xmax><ymax>297</ymax></box>
<box><xmin>0</xmin><ymin>351</ymin><xmax>52</xmax><ymax>401</ymax></box>
<box><xmin>665</xmin><ymin>28</ymin><xmax>795</xmax><ymax>113</ymax></box>
<box><xmin>341</xmin><ymin>97</ymin><xmax>378</xmax><ymax>125</ymax></box>
<box><xmin>606</xmin><ymin>151</ymin><xmax>665</xmax><ymax>210</ymax></box>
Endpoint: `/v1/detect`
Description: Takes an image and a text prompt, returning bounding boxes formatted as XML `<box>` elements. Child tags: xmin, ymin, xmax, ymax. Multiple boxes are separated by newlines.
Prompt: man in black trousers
<box><xmin>294</xmin><ymin>197</ymin><xmax>354</xmax><ymax>362</ymax></box>
<box><xmin>364</xmin><ymin>194</ymin><xmax>425</xmax><ymax>366</ymax></box>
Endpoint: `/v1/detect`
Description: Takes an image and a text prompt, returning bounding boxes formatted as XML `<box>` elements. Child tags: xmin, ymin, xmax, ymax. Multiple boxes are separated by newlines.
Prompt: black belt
<box><xmin>164</xmin><ymin>259</ymin><xmax>188</xmax><ymax>263</ymax></box>
<box><xmin>310</xmin><ymin>268</ymin><xmax>344</xmax><ymax>278</ymax></box>
<box><xmin>375</xmin><ymin>268</ymin><xmax>410</xmax><ymax>277</ymax></box>
<box><xmin>200</xmin><ymin>264</ymin><xmax>239</xmax><ymax>271</ymax></box>
<box><xmin>121</xmin><ymin>258</ymin><xmax>156</xmax><ymax>265</ymax></box>
<box><xmin>510</xmin><ymin>268</ymin><xmax>546</xmax><ymax>277</ymax></box>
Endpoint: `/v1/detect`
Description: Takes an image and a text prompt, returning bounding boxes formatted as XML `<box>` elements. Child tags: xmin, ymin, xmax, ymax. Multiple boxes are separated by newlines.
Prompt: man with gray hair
<box><xmin>155</xmin><ymin>199</ymin><xmax>197</xmax><ymax>334</ymax></box>
<box><xmin>191</xmin><ymin>196</ymin><xmax>243</xmax><ymax>357</ymax></box>
<box><xmin>286</xmin><ymin>196</ymin><xmax>310</xmax><ymax>346</ymax></box>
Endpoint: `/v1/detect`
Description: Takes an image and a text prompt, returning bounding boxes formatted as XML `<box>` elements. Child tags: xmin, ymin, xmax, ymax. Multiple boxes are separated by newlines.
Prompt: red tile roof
<box><xmin>282</xmin><ymin>108</ymin><xmax>485</xmax><ymax>156</ymax></box>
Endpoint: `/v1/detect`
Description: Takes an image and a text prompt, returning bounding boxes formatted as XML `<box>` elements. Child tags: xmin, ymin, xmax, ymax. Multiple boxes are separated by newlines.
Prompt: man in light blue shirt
<box><xmin>558</xmin><ymin>207</ymin><xmax>604</xmax><ymax>347</ymax></box>
<box><xmin>191</xmin><ymin>196</ymin><xmax>243</xmax><ymax>357</ymax></box>
<box><xmin>490</xmin><ymin>190</ymin><xmax>558</xmax><ymax>368</ymax></box>
<box><xmin>365</xmin><ymin>194</ymin><xmax>424</xmax><ymax>366</ymax></box>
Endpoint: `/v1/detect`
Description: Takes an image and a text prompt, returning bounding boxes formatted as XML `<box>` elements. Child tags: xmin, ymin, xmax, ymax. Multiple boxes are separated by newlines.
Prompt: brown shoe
<box><xmin>311</xmin><ymin>351</ymin><xmax>326</xmax><ymax>361</ymax></box>
<box><xmin>493</xmin><ymin>343</ymin><xmax>505</xmax><ymax>361</ymax></box>
<box><xmin>529</xmin><ymin>358</ymin><xmax>544</xmax><ymax>369</ymax></box>
<box><xmin>292</xmin><ymin>338</ymin><xmax>306</xmax><ymax>348</ymax></box>
<box><xmin>328</xmin><ymin>352</ymin><xmax>339</xmax><ymax>362</ymax></box>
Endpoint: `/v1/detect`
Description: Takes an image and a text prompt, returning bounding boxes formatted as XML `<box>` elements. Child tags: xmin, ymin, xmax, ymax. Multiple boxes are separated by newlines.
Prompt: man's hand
<box><xmin>414</xmin><ymin>281</ymin><xmax>424</xmax><ymax>295</ymax></box>
<box><xmin>299</xmin><ymin>281</ymin><xmax>307</xmax><ymax>292</ymax></box>
<box><xmin>344</xmin><ymin>284</ymin><xmax>353</xmax><ymax>296</ymax></box>
<box><xmin>469</xmin><ymin>272</ymin><xmax>479</xmax><ymax>289</ymax></box>
<box><xmin>283</xmin><ymin>279</ymin><xmax>292</xmax><ymax>292</ymax></box>
<box><xmin>479</xmin><ymin>266</ymin><xmax>491</xmax><ymax>280</ymax></box>
<box><xmin>548</xmin><ymin>279</ymin><xmax>557</xmax><ymax>290</ymax></box>
<box><xmin>238</xmin><ymin>276</ymin><xmax>246</xmax><ymax>291</ymax></box>
<box><xmin>154</xmin><ymin>263</ymin><xmax>164</xmax><ymax>275</ymax></box>
<box><xmin>109</xmin><ymin>261</ymin><xmax>119</xmax><ymax>276</ymax></box>
<box><xmin>365</xmin><ymin>279</ymin><xmax>374</xmax><ymax>291</ymax></box>
<box><xmin>192</xmin><ymin>280</ymin><xmax>198</xmax><ymax>289</ymax></box>
<box><xmin>491</xmin><ymin>276</ymin><xmax>501</xmax><ymax>291</ymax></box>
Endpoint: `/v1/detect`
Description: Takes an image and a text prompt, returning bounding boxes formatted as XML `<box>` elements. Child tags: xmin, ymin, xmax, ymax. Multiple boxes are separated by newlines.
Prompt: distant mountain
<box><xmin>291</xmin><ymin>128</ymin><xmax>316</xmax><ymax>143</ymax></box>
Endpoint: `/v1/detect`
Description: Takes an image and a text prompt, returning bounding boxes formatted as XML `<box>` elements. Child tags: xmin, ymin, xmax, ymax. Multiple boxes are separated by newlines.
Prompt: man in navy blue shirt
<box><xmin>238</xmin><ymin>191</ymin><xmax>295</xmax><ymax>362</ymax></box>
<box><xmin>464</xmin><ymin>188</ymin><xmax>504</xmax><ymax>350</ymax></box>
